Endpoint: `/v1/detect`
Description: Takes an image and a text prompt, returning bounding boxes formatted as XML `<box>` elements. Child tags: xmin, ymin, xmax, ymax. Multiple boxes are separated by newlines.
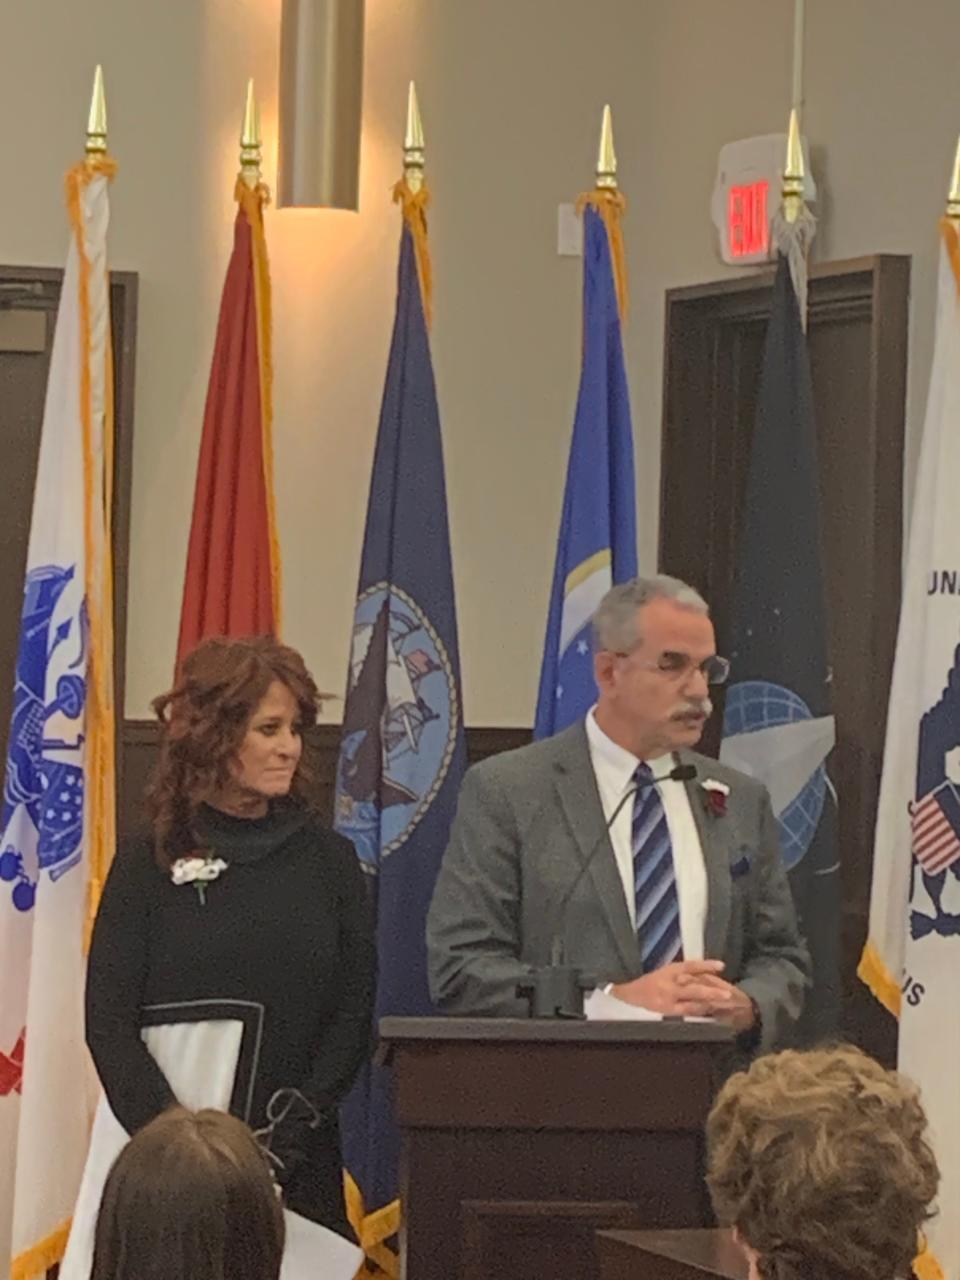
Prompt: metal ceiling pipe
<box><xmin>277</xmin><ymin>0</ymin><xmax>365</xmax><ymax>210</ymax></box>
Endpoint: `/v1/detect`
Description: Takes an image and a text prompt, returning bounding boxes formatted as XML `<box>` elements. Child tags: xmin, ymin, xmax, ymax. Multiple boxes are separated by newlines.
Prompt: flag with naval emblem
<box><xmin>860</xmin><ymin>215</ymin><xmax>960</xmax><ymax>1280</ymax></box>
<box><xmin>0</xmin><ymin>147</ymin><xmax>117</xmax><ymax>1280</ymax></box>
<box><xmin>719</xmin><ymin>249</ymin><xmax>839</xmax><ymax>1043</ymax></box>
<box><xmin>533</xmin><ymin>197</ymin><xmax>637</xmax><ymax>738</ymax></box>
<box><xmin>333</xmin><ymin>179</ymin><xmax>466</xmax><ymax>1278</ymax></box>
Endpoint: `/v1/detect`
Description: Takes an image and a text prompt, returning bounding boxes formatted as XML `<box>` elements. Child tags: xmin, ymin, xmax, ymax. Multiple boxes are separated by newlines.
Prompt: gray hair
<box><xmin>592</xmin><ymin>574</ymin><xmax>709</xmax><ymax>653</ymax></box>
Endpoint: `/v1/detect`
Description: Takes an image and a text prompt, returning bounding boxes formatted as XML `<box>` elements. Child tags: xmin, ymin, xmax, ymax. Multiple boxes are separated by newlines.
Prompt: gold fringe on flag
<box><xmin>345</xmin><ymin>1172</ymin><xmax>400</xmax><ymax>1278</ymax></box>
<box><xmin>236</xmin><ymin>176</ymin><xmax>283</xmax><ymax>635</ymax></box>
<box><xmin>914</xmin><ymin>1250</ymin><xmax>945</xmax><ymax>1280</ymax></box>
<box><xmin>11</xmin><ymin>1218</ymin><xmax>72</xmax><ymax>1280</ymax></box>
<box><xmin>576</xmin><ymin>187</ymin><xmax>629</xmax><ymax>323</ymax></box>
<box><xmin>914</xmin><ymin>1245</ymin><xmax>945</xmax><ymax>1280</ymax></box>
<box><xmin>940</xmin><ymin>216</ymin><xmax>960</xmax><ymax>297</ymax></box>
<box><xmin>855</xmin><ymin>939</ymin><xmax>901</xmax><ymax>1018</ymax></box>
<box><xmin>65</xmin><ymin>152</ymin><xmax>118</xmax><ymax>949</ymax></box>
<box><xmin>393</xmin><ymin>179</ymin><xmax>433</xmax><ymax>330</ymax></box>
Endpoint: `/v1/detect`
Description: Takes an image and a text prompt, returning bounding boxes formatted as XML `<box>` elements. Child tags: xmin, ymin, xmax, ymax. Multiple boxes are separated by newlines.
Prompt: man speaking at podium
<box><xmin>427</xmin><ymin>576</ymin><xmax>810</xmax><ymax>1055</ymax></box>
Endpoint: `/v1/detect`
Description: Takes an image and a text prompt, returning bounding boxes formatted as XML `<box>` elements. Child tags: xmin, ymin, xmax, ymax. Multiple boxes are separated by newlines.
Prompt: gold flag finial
<box><xmin>403</xmin><ymin>80</ymin><xmax>425</xmax><ymax>194</ymax></box>
<box><xmin>596</xmin><ymin>103</ymin><xmax>617</xmax><ymax>190</ymax></box>
<box><xmin>782</xmin><ymin>107</ymin><xmax>805</xmax><ymax>223</ymax></box>
<box><xmin>946</xmin><ymin>134</ymin><xmax>960</xmax><ymax>220</ymax></box>
<box><xmin>86</xmin><ymin>64</ymin><xmax>107</xmax><ymax>156</ymax></box>
<box><xmin>240</xmin><ymin>78</ymin><xmax>262</xmax><ymax>188</ymax></box>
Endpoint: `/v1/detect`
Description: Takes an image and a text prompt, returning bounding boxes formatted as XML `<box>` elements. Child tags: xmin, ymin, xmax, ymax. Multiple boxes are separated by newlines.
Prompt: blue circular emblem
<box><xmin>334</xmin><ymin>583</ymin><xmax>459</xmax><ymax>870</ymax></box>
<box><xmin>723</xmin><ymin>680</ymin><xmax>827</xmax><ymax>870</ymax></box>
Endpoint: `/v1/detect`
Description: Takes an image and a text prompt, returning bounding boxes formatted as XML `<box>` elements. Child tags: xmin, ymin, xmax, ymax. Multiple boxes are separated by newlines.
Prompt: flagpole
<box><xmin>946</xmin><ymin>134</ymin><xmax>960</xmax><ymax>220</ymax></box>
<box><xmin>237</xmin><ymin>77</ymin><xmax>283</xmax><ymax>636</ymax></box>
<box><xmin>336</xmin><ymin>74</ymin><xmax>466</xmax><ymax>1277</ymax></box>
<box><xmin>395</xmin><ymin>80</ymin><xmax>431</xmax><ymax>327</ymax></box>
<box><xmin>403</xmin><ymin>80</ymin><xmax>424</xmax><ymax>195</ymax></box>
<box><xmin>240</xmin><ymin>78</ymin><xmax>262</xmax><ymax>188</ymax></box>
<box><xmin>86</xmin><ymin>64</ymin><xmax>107</xmax><ymax>158</ymax></box>
<box><xmin>4</xmin><ymin>61</ymin><xmax>118</xmax><ymax>1280</ymax></box>
<box><xmin>596</xmin><ymin>103</ymin><xmax>617</xmax><ymax>191</ymax></box>
<box><xmin>78</xmin><ymin>63</ymin><xmax>119</xmax><ymax>943</ymax></box>
<box><xmin>857</xmin><ymin>128</ymin><xmax>960</xmax><ymax>1280</ymax></box>
<box><xmin>176</xmin><ymin>75</ymin><xmax>281</xmax><ymax>665</ymax></box>
<box><xmin>791</xmin><ymin>0</ymin><xmax>805</xmax><ymax>112</ymax></box>
<box><xmin>782</xmin><ymin>107</ymin><xmax>804</xmax><ymax>226</ymax></box>
<box><xmin>581</xmin><ymin>104</ymin><xmax>628</xmax><ymax>321</ymax></box>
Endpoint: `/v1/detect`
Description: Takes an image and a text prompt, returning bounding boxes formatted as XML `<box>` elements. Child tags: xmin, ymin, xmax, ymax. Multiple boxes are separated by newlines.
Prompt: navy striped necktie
<box><xmin>632</xmin><ymin>762</ymin><xmax>683</xmax><ymax>971</ymax></box>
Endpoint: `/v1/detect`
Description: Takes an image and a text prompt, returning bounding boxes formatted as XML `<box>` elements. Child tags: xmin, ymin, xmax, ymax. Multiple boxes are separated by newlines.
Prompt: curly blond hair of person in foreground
<box><xmin>706</xmin><ymin>1044</ymin><xmax>940</xmax><ymax>1280</ymax></box>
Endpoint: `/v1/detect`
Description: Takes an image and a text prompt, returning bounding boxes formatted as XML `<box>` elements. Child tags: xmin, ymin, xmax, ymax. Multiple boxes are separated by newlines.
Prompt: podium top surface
<box><xmin>378</xmin><ymin>1015</ymin><xmax>733</xmax><ymax>1044</ymax></box>
<box><xmin>598</xmin><ymin>1229</ymin><xmax>748</xmax><ymax>1279</ymax></box>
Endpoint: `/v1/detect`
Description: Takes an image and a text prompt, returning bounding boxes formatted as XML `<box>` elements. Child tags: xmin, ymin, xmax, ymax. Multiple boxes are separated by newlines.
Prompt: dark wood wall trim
<box><xmin>119</xmin><ymin>719</ymin><xmax>531</xmax><ymax>840</ymax></box>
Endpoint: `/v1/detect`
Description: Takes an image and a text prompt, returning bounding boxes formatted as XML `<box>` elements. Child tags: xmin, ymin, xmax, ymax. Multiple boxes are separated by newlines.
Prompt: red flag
<box><xmin>176</xmin><ymin>179</ymin><xmax>281</xmax><ymax>667</ymax></box>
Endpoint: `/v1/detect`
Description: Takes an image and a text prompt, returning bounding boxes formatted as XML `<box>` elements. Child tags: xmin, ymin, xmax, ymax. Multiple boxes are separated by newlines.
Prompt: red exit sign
<box><xmin>727</xmin><ymin>180</ymin><xmax>769</xmax><ymax>259</ymax></box>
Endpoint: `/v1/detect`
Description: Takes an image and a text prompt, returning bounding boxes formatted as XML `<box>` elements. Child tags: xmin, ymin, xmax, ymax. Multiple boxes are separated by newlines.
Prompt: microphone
<box><xmin>517</xmin><ymin>759</ymin><xmax>698</xmax><ymax>1019</ymax></box>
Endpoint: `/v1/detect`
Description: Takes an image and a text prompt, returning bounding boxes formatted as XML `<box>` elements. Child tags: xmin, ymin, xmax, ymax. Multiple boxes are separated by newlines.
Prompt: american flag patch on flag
<box><xmin>910</xmin><ymin>785</ymin><xmax>960</xmax><ymax>874</ymax></box>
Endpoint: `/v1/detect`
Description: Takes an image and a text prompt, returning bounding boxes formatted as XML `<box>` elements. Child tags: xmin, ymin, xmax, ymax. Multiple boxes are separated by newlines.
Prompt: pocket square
<box><xmin>730</xmin><ymin>855</ymin><xmax>751</xmax><ymax>881</ymax></box>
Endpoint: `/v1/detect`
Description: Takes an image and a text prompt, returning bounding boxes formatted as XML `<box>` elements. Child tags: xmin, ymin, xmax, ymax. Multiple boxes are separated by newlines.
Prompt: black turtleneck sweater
<box><xmin>86</xmin><ymin>803</ymin><xmax>376</xmax><ymax>1230</ymax></box>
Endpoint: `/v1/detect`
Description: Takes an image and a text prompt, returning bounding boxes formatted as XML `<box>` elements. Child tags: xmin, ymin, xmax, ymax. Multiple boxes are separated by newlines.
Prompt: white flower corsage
<box><xmin>701</xmin><ymin>779</ymin><xmax>730</xmax><ymax>818</ymax></box>
<box><xmin>171</xmin><ymin>856</ymin><xmax>228</xmax><ymax>905</ymax></box>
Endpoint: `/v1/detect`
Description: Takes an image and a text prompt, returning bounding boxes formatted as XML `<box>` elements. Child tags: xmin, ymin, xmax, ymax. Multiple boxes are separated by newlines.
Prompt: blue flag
<box><xmin>720</xmin><ymin>255</ymin><xmax>839</xmax><ymax>1042</ymax></box>
<box><xmin>334</xmin><ymin>223</ymin><xmax>466</xmax><ymax>1262</ymax></box>
<box><xmin>534</xmin><ymin>205</ymin><xmax>638</xmax><ymax>738</ymax></box>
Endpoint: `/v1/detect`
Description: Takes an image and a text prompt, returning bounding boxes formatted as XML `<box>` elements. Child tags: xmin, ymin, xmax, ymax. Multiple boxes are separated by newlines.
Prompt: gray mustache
<box><xmin>671</xmin><ymin>698</ymin><xmax>713</xmax><ymax>720</ymax></box>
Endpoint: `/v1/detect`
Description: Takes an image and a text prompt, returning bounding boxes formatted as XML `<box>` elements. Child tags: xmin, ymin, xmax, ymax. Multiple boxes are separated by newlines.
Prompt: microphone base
<box><xmin>517</xmin><ymin>965</ymin><xmax>594</xmax><ymax>1019</ymax></box>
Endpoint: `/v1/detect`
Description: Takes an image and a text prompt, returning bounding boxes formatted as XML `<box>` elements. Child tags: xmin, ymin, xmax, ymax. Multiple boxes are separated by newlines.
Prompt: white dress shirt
<box><xmin>584</xmin><ymin>708</ymin><xmax>707</xmax><ymax>960</ymax></box>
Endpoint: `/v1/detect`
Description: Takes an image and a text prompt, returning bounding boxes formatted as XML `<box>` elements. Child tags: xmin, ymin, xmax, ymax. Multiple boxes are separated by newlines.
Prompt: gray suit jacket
<box><xmin>426</xmin><ymin>722</ymin><xmax>811</xmax><ymax>1054</ymax></box>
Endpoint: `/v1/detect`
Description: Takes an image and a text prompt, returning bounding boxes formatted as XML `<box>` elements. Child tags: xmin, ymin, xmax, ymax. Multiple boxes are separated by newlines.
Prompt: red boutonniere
<box><xmin>701</xmin><ymin>779</ymin><xmax>730</xmax><ymax>818</ymax></box>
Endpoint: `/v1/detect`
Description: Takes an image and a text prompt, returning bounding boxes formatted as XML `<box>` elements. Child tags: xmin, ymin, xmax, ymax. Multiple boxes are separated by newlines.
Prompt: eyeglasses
<box><xmin>612</xmin><ymin>649</ymin><xmax>731</xmax><ymax>686</ymax></box>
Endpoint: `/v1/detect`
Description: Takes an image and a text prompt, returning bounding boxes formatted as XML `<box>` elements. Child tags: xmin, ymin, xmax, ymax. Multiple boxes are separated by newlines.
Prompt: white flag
<box><xmin>0</xmin><ymin>154</ymin><xmax>116</xmax><ymax>1280</ymax></box>
<box><xmin>860</xmin><ymin>220</ymin><xmax>960</xmax><ymax>1280</ymax></box>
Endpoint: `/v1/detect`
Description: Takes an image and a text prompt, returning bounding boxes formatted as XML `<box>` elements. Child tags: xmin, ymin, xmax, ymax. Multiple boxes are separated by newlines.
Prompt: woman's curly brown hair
<box><xmin>706</xmin><ymin>1044</ymin><xmax>940</xmax><ymax>1280</ymax></box>
<box><xmin>147</xmin><ymin>637</ymin><xmax>322</xmax><ymax>868</ymax></box>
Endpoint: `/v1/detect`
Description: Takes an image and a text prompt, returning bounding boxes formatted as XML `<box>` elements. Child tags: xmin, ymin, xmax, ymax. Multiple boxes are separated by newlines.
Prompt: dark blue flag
<box><xmin>534</xmin><ymin>204</ymin><xmax>638</xmax><ymax>738</ymax></box>
<box><xmin>720</xmin><ymin>254</ymin><xmax>839</xmax><ymax>1041</ymax></box>
<box><xmin>334</xmin><ymin>223</ymin><xmax>466</xmax><ymax>1264</ymax></box>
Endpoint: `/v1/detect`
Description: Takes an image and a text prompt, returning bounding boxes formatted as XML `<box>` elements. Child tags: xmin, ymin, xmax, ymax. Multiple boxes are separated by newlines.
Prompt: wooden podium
<box><xmin>379</xmin><ymin>1016</ymin><xmax>734</xmax><ymax>1280</ymax></box>
<box><xmin>597</xmin><ymin>1228</ymin><xmax>748</xmax><ymax>1279</ymax></box>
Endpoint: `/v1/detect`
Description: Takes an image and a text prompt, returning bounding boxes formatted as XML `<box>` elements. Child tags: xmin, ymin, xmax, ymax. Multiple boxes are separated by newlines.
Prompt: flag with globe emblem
<box><xmin>533</xmin><ymin>202</ymin><xmax>637</xmax><ymax>738</ymax></box>
<box><xmin>720</xmin><ymin>253</ymin><xmax>839</xmax><ymax>1043</ymax></box>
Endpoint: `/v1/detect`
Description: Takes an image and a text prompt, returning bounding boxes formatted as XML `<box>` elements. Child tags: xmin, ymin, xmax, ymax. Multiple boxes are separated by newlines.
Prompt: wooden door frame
<box><xmin>1</xmin><ymin>263</ymin><xmax>138</xmax><ymax>794</ymax></box>
<box><xmin>659</xmin><ymin>254</ymin><xmax>909</xmax><ymax>1058</ymax></box>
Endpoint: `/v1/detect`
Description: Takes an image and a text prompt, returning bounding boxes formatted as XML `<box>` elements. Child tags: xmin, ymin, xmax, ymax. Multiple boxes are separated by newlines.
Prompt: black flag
<box><xmin>720</xmin><ymin>255</ymin><xmax>839</xmax><ymax>1042</ymax></box>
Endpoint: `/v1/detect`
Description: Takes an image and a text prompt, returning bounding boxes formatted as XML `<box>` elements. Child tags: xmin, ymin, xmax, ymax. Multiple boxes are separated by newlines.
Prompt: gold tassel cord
<box><xmin>65</xmin><ymin>152</ymin><xmax>119</xmax><ymax>952</ymax></box>
<box><xmin>855</xmin><ymin>940</ymin><xmax>901</xmax><ymax>1018</ymax></box>
<box><xmin>11</xmin><ymin>1219</ymin><xmax>72</xmax><ymax>1280</ymax></box>
<box><xmin>345</xmin><ymin>1172</ymin><xmax>400</xmax><ymax>1278</ymax></box>
<box><xmin>576</xmin><ymin>188</ymin><xmax>629</xmax><ymax>323</ymax></box>
<box><xmin>235</xmin><ymin>176</ymin><xmax>283</xmax><ymax>635</ymax></box>
<box><xmin>940</xmin><ymin>216</ymin><xmax>960</xmax><ymax>297</ymax></box>
<box><xmin>392</xmin><ymin>179</ymin><xmax>433</xmax><ymax>330</ymax></box>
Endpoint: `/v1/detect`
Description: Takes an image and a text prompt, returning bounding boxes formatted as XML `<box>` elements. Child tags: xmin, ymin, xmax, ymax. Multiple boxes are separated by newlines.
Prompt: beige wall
<box><xmin>2</xmin><ymin>2</ymin><xmax>958</xmax><ymax>724</ymax></box>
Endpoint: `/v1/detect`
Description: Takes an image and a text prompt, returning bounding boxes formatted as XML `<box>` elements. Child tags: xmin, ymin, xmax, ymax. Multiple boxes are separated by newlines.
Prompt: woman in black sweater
<box><xmin>84</xmin><ymin>637</ymin><xmax>376</xmax><ymax>1238</ymax></box>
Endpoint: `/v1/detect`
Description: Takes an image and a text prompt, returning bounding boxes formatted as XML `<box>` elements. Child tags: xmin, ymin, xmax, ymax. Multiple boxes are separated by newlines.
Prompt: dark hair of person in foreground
<box><xmin>91</xmin><ymin>1106</ymin><xmax>284</xmax><ymax>1280</ymax></box>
